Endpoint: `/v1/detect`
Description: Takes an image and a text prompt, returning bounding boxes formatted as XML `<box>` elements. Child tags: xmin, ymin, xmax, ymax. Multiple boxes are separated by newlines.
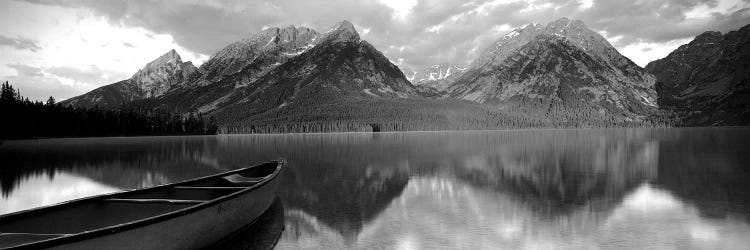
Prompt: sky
<box><xmin>1</xmin><ymin>0</ymin><xmax>749</xmax><ymax>101</ymax></box>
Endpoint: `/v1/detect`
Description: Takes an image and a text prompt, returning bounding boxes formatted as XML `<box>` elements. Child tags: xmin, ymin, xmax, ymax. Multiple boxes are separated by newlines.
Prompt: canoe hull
<box><xmin>44</xmin><ymin>171</ymin><xmax>281</xmax><ymax>250</ymax></box>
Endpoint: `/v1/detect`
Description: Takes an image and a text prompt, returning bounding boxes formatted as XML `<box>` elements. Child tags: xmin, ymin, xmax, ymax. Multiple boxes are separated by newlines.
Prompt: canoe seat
<box><xmin>0</xmin><ymin>233</ymin><xmax>68</xmax><ymax>248</ymax></box>
<box><xmin>222</xmin><ymin>175</ymin><xmax>264</xmax><ymax>185</ymax></box>
<box><xmin>104</xmin><ymin>199</ymin><xmax>207</xmax><ymax>205</ymax></box>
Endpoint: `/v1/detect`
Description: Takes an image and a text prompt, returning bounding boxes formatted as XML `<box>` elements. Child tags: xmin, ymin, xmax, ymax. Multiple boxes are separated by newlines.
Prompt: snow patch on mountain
<box><xmin>405</xmin><ymin>63</ymin><xmax>468</xmax><ymax>92</ymax></box>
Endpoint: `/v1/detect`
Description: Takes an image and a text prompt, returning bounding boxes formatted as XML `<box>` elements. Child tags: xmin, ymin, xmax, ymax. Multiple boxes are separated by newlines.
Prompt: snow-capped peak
<box><xmin>408</xmin><ymin>63</ymin><xmax>468</xmax><ymax>90</ymax></box>
<box><xmin>504</xmin><ymin>29</ymin><xmax>520</xmax><ymax>38</ymax></box>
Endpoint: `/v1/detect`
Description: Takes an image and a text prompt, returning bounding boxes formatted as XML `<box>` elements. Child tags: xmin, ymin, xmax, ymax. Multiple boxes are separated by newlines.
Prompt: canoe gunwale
<box><xmin>0</xmin><ymin>159</ymin><xmax>285</xmax><ymax>249</ymax></box>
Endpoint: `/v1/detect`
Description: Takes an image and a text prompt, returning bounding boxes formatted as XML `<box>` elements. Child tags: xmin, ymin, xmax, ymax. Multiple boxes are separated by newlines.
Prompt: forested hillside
<box><xmin>215</xmin><ymin>97</ymin><xmax>671</xmax><ymax>133</ymax></box>
<box><xmin>1</xmin><ymin>82</ymin><xmax>217</xmax><ymax>139</ymax></box>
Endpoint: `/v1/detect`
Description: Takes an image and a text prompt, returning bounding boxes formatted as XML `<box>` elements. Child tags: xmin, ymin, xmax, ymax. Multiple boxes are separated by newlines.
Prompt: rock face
<box><xmin>134</xmin><ymin>20</ymin><xmax>418</xmax><ymax>124</ymax></box>
<box><xmin>63</xmin><ymin>50</ymin><xmax>197</xmax><ymax>108</ymax></box>
<box><xmin>645</xmin><ymin>24</ymin><xmax>750</xmax><ymax>125</ymax></box>
<box><xmin>191</xmin><ymin>26</ymin><xmax>319</xmax><ymax>86</ymax></box>
<box><xmin>405</xmin><ymin>64</ymin><xmax>468</xmax><ymax>92</ymax></box>
<box><xmin>451</xmin><ymin>18</ymin><xmax>657</xmax><ymax>123</ymax></box>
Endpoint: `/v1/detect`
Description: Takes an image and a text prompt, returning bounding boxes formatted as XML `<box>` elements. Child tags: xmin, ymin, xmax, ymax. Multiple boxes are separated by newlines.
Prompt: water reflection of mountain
<box><xmin>215</xmin><ymin>134</ymin><xmax>413</xmax><ymax>242</ymax></box>
<box><xmin>655</xmin><ymin>128</ymin><xmax>750</xmax><ymax>222</ymax></box>
<box><xmin>215</xmin><ymin>130</ymin><xmax>663</xmax><ymax>242</ymax></box>
<box><xmin>0</xmin><ymin>136</ymin><xmax>223</xmax><ymax>195</ymax></box>
<box><xmin>430</xmin><ymin>131</ymin><xmax>660</xmax><ymax>217</ymax></box>
<box><xmin>4</xmin><ymin>129</ymin><xmax>748</xmax><ymax>247</ymax></box>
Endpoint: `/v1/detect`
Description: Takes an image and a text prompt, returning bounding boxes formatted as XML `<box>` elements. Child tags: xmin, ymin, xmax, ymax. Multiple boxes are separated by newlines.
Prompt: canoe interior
<box><xmin>0</xmin><ymin>162</ymin><xmax>281</xmax><ymax>248</ymax></box>
<box><xmin>0</xmin><ymin>202</ymin><xmax>196</xmax><ymax>234</ymax></box>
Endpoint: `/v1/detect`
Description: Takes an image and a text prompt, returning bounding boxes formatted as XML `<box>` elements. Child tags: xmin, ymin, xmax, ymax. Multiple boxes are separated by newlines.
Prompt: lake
<box><xmin>1</xmin><ymin>128</ymin><xmax>750</xmax><ymax>249</ymax></box>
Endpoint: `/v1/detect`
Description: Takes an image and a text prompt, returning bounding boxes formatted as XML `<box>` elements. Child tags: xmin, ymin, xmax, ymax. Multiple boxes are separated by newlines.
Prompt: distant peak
<box><xmin>548</xmin><ymin>17</ymin><xmax>587</xmax><ymax>29</ymax></box>
<box><xmin>697</xmin><ymin>31</ymin><xmax>722</xmax><ymax>38</ymax></box>
<box><xmin>524</xmin><ymin>23</ymin><xmax>543</xmax><ymax>29</ymax></box>
<box><xmin>162</xmin><ymin>49</ymin><xmax>180</xmax><ymax>59</ymax></box>
<box><xmin>255</xmin><ymin>25</ymin><xmax>317</xmax><ymax>38</ymax></box>
<box><xmin>130</xmin><ymin>49</ymin><xmax>190</xmax><ymax>84</ymax></box>
<box><xmin>334</xmin><ymin>20</ymin><xmax>357</xmax><ymax>33</ymax></box>
<box><xmin>278</xmin><ymin>25</ymin><xmax>300</xmax><ymax>34</ymax></box>
<box><xmin>146</xmin><ymin>49</ymin><xmax>182</xmax><ymax>68</ymax></box>
<box><xmin>693</xmin><ymin>31</ymin><xmax>723</xmax><ymax>43</ymax></box>
<box><xmin>320</xmin><ymin>20</ymin><xmax>360</xmax><ymax>43</ymax></box>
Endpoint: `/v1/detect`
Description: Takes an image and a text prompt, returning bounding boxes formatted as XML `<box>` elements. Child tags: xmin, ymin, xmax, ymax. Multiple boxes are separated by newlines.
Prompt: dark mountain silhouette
<box><xmin>646</xmin><ymin>24</ymin><xmax>750</xmax><ymax>125</ymax></box>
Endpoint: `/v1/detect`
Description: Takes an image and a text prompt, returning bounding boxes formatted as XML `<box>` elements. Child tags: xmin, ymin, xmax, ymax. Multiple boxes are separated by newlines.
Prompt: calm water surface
<box><xmin>1</xmin><ymin>128</ymin><xmax>750</xmax><ymax>249</ymax></box>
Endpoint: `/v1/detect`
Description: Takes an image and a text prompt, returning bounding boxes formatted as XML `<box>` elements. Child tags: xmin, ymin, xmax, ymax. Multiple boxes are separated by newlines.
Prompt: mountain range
<box><xmin>61</xmin><ymin>18</ymin><xmax>750</xmax><ymax>132</ymax></box>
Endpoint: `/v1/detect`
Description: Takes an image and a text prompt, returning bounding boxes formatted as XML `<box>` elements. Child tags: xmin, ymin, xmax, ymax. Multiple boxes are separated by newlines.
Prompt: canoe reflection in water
<box><xmin>212</xmin><ymin>196</ymin><xmax>285</xmax><ymax>249</ymax></box>
<box><xmin>0</xmin><ymin>161</ymin><xmax>285</xmax><ymax>250</ymax></box>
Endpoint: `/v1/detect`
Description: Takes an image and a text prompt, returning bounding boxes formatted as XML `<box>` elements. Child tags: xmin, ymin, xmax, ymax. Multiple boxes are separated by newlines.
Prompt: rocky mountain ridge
<box><xmin>449</xmin><ymin>18</ymin><xmax>658</xmax><ymax>123</ymax></box>
<box><xmin>62</xmin><ymin>49</ymin><xmax>197</xmax><ymax>108</ymax></box>
<box><xmin>645</xmin><ymin>24</ymin><xmax>750</xmax><ymax>125</ymax></box>
<box><xmin>124</xmin><ymin>20</ymin><xmax>421</xmax><ymax>128</ymax></box>
<box><xmin>191</xmin><ymin>26</ymin><xmax>319</xmax><ymax>86</ymax></box>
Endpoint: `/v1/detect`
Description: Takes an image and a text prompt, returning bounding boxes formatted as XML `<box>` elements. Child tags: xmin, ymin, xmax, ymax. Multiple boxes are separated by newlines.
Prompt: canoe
<box><xmin>0</xmin><ymin>160</ymin><xmax>285</xmax><ymax>249</ymax></box>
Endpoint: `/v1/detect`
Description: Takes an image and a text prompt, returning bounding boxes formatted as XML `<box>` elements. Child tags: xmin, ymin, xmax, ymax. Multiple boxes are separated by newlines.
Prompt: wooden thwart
<box><xmin>172</xmin><ymin>186</ymin><xmax>246</xmax><ymax>190</ymax></box>
<box><xmin>103</xmin><ymin>199</ymin><xmax>207</xmax><ymax>204</ymax></box>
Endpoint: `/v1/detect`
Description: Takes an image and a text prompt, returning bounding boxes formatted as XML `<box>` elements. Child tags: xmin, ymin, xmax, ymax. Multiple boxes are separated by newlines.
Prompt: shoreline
<box><xmin>4</xmin><ymin>126</ymin><xmax>750</xmax><ymax>142</ymax></box>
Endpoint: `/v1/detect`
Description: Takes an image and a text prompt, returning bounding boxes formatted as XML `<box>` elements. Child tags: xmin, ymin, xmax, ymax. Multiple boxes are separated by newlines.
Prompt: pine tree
<box><xmin>46</xmin><ymin>96</ymin><xmax>56</xmax><ymax>106</ymax></box>
<box><xmin>1</xmin><ymin>81</ymin><xmax>16</xmax><ymax>103</ymax></box>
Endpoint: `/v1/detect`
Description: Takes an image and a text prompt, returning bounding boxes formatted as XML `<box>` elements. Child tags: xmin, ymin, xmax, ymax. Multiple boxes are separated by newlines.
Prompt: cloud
<box><xmin>578</xmin><ymin>0</ymin><xmax>750</xmax><ymax>45</ymax></box>
<box><xmin>45</xmin><ymin>65</ymin><xmax>110</xmax><ymax>84</ymax></box>
<box><xmin>0</xmin><ymin>0</ymin><xmax>213</xmax><ymax>101</ymax></box>
<box><xmin>25</xmin><ymin>0</ymin><xmax>393</xmax><ymax>56</ymax></box>
<box><xmin>6</xmin><ymin>63</ymin><xmax>44</xmax><ymax>77</ymax></box>
<box><xmin>3</xmin><ymin>63</ymin><xmax>118</xmax><ymax>101</ymax></box>
<box><xmin>0</xmin><ymin>35</ymin><xmax>42</xmax><ymax>52</ymax></box>
<box><xmin>15</xmin><ymin>0</ymin><xmax>750</xmax><ymax>70</ymax></box>
<box><xmin>3</xmin><ymin>65</ymin><xmax>82</xmax><ymax>101</ymax></box>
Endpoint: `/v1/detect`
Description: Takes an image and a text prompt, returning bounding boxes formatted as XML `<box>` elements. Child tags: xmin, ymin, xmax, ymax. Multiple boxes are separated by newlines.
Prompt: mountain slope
<box><xmin>62</xmin><ymin>50</ymin><xmax>197</xmax><ymax>108</ymax></box>
<box><xmin>645</xmin><ymin>24</ymin><xmax>750</xmax><ymax>125</ymax></box>
<box><xmin>450</xmin><ymin>18</ymin><xmax>657</xmax><ymax>124</ymax></box>
<box><xmin>136</xmin><ymin>21</ymin><xmax>419</xmax><ymax>121</ymax></box>
<box><xmin>190</xmin><ymin>26</ymin><xmax>319</xmax><ymax>86</ymax></box>
<box><xmin>404</xmin><ymin>63</ymin><xmax>468</xmax><ymax>94</ymax></box>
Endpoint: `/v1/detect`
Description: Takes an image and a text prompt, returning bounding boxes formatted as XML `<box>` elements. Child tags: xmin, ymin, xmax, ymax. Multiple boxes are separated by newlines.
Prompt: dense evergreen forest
<box><xmin>0</xmin><ymin>82</ymin><xmax>218</xmax><ymax>140</ymax></box>
<box><xmin>218</xmin><ymin>97</ymin><xmax>674</xmax><ymax>134</ymax></box>
<box><xmin>2</xmin><ymin>78</ymin><xmax>675</xmax><ymax>137</ymax></box>
<box><xmin>122</xmin><ymin>84</ymin><xmax>675</xmax><ymax>134</ymax></box>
